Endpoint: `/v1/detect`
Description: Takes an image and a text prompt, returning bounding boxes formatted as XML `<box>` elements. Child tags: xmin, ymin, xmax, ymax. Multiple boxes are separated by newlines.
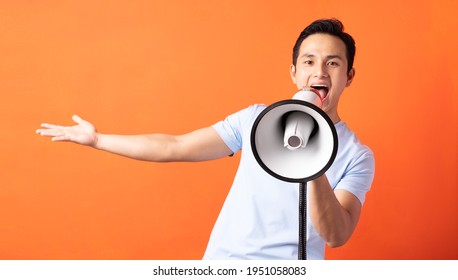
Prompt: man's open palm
<box><xmin>36</xmin><ymin>115</ymin><xmax>98</xmax><ymax>146</ymax></box>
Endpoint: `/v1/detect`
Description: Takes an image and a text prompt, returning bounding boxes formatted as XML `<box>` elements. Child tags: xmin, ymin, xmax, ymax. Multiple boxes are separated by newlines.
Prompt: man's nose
<box><xmin>313</xmin><ymin>64</ymin><xmax>328</xmax><ymax>78</ymax></box>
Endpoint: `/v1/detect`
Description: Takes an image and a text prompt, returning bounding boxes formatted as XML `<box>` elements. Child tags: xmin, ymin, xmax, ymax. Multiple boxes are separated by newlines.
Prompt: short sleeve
<box><xmin>212</xmin><ymin>105</ymin><xmax>265</xmax><ymax>154</ymax></box>
<box><xmin>335</xmin><ymin>149</ymin><xmax>375</xmax><ymax>205</ymax></box>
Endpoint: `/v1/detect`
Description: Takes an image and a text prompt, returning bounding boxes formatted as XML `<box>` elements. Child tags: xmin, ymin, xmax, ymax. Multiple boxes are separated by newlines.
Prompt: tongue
<box><xmin>316</xmin><ymin>88</ymin><xmax>328</xmax><ymax>99</ymax></box>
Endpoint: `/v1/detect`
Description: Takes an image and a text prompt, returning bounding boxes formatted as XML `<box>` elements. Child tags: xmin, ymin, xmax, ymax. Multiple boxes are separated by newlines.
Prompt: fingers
<box><xmin>51</xmin><ymin>135</ymin><xmax>72</xmax><ymax>142</ymax></box>
<box><xmin>36</xmin><ymin>122</ymin><xmax>70</xmax><ymax>138</ymax></box>
<box><xmin>38</xmin><ymin>115</ymin><xmax>85</xmax><ymax>129</ymax></box>
<box><xmin>39</xmin><ymin>123</ymin><xmax>60</xmax><ymax>129</ymax></box>
<box><xmin>36</xmin><ymin>123</ymin><xmax>65</xmax><ymax>135</ymax></box>
<box><xmin>37</xmin><ymin>127</ymin><xmax>76</xmax><ymax>142</ymax></box>
<box><xmin>36</xmin><ymin>115</ymin><xmax>84</xmax><ymax>136</ymax></box>
<box><xmin>36</xmin><ymin>127</ymin><xmax>64</xmax><ymax>137</ymax></box>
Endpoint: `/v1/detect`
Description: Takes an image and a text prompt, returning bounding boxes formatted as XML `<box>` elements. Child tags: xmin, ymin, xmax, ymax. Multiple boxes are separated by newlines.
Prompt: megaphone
<box><xmin>250</xmin><ymin>87</ymin><xmax>338</xmax><ymax>183</ymax></box>
<box><xmin>250</xmin><ymin>87</ymin><xmax>338</xmax><ymax>260</ymax></box>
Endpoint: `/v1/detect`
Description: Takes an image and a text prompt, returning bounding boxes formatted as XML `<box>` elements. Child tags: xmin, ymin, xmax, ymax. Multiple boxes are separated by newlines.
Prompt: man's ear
<box><xmin>290</xmin><ymin>64</ymin><xmax>297</xmax><ymax>84</ymax></box>
<box><xmin>346</xmin><ymin>68</ymin><xmax>356</xmax><ymax>87</ymax></box>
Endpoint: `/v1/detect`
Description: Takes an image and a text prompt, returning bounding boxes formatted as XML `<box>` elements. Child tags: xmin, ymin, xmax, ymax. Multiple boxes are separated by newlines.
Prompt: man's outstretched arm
<box><xmin>36</xmin><ymin>115</ymin><xmax>233</xmax><ymax>162</ymax></box>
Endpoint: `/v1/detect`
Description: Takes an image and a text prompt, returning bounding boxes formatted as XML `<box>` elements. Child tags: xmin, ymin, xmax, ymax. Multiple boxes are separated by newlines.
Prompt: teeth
<box><xmin>311</xmin><ymin>84</ymin><xmax>328</xmax><ymax>89</ymax></box>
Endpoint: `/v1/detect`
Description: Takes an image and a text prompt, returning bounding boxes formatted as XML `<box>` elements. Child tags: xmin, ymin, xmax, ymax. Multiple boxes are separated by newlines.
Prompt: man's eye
<box><xmin>328</xmin><ymin>61</ymin><xmax>339</xmax><ymax>67</ymax></box>
<box><xmin>303</xmin><ymin>60</ymin><xmax>313</xmax><ymax>65</ymax></box>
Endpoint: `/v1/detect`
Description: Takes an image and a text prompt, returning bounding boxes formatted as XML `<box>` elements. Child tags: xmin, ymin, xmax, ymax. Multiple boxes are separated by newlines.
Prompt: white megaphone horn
<box><xmin>250</xmin><ymin>87</ymin><xmax>338</xmax><ymax>183</ymax></box>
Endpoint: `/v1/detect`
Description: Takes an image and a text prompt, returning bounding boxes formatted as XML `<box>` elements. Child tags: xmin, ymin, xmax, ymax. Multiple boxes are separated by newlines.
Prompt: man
<box><xmin>37</xmin><ymin>18</ymin><xmax>375</xmax><ymax>259</ymax></box>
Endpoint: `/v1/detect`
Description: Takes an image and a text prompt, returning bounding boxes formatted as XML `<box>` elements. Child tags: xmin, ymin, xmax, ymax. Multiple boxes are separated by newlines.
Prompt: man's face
<box><xmin>290</xmin><ymin>33</ymin><xmax>355</xmax><ymax>123</ymax></box>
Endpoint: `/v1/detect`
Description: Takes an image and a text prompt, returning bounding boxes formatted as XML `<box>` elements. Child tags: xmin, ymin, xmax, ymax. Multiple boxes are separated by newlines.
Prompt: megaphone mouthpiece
<box><xmin>293</xmin><ymin>87</ymin><xmax>323</xmax><ymax>108</ymax></box>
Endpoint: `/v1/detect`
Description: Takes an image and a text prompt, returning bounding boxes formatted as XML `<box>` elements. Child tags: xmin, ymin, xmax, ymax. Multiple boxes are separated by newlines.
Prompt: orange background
<box><xmin>0</xmin><ymin>0</ymin><xmax>457</xmax><ymax>260</ymax></box>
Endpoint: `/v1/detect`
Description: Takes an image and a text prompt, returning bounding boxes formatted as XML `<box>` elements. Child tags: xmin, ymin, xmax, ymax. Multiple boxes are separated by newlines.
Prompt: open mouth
<box><xmin>310</xmin><ymin>85</ymin><xmax>329</xmax><ymax>100</ymax></box>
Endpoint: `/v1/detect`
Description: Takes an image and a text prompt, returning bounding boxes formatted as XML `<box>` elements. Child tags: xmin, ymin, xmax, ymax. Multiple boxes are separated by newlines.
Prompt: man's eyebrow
<box><xmin>326</xmin><ymin>54</ymin><xmax>344</xmax><ymax>60</ymax></box>
<box><xmin>299</xmin><ymin>53</ymin><xmax>344</xmax><ymax>60</ymax></box>
<box><xmin>299</xmin><ymin>53</ymin><xmax>315</xmax><ymax>59</ymax></box>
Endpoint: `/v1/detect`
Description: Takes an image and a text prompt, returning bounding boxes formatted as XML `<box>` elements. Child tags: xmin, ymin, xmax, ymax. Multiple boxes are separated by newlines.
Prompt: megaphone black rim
<box><xmin>250</xmin><ymin>99</ymin><xmax>338</xmax><ymax>183</ymax></box>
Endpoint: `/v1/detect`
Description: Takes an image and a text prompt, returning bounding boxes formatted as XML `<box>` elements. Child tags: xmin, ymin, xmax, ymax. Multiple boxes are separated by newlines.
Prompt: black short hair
<box><xmin>292</xmin><ymin>18</ymin><xmax>356</xmax><ymax>73</ymax></box>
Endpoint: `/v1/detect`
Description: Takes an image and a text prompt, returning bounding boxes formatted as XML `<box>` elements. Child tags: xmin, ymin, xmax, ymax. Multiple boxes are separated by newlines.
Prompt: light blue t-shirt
<box><xmin>204</xmin><ymin>104</ymin><xmax>375</xmax><ymax>260</ymax></box>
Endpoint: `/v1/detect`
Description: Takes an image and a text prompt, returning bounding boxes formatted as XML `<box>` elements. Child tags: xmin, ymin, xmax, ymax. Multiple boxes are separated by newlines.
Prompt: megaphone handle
<box><xmin>298</xmin><ymin>181</ymin><xmax>307</xmax><ymax>260</ymax></box>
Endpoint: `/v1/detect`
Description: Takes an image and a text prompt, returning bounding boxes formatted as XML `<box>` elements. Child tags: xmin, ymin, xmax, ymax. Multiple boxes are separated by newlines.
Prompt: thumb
<box><xmin>72</xmin><ymin>115</ymin><xmax>87</xmax><ymax>125</ymax></box>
